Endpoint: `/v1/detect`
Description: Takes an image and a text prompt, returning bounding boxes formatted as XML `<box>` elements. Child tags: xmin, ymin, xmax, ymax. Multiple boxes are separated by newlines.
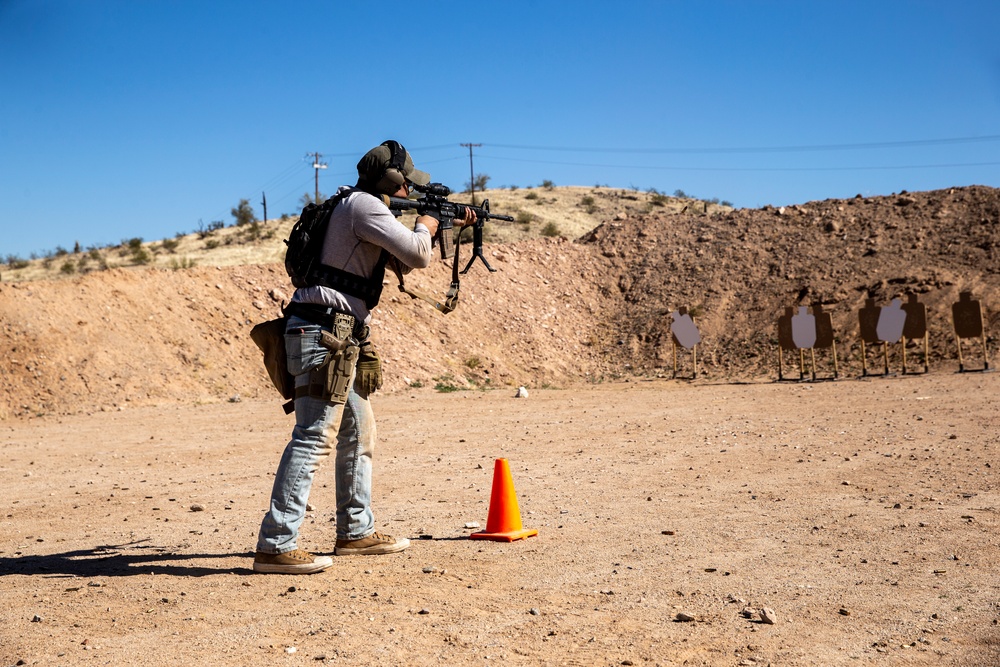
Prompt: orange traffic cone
<box><xmin>470</xmin><ymin>458</ymin><xmax>538</xmax><ymax>542</ymax></box>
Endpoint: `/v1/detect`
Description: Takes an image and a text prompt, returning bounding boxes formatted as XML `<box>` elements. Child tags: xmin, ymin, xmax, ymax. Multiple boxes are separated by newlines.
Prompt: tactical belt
<box><xmin>284</xmin><ymin>302</ymin><xmax>369</xmax><ymax>341</ymax></box>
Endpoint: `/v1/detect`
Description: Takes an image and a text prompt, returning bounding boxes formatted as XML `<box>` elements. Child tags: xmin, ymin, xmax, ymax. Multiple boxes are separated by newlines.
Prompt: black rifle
<box><xmin>382</xmin><ymin>183</ymin><xmax>514</xmax><ymax>274</ymax></box>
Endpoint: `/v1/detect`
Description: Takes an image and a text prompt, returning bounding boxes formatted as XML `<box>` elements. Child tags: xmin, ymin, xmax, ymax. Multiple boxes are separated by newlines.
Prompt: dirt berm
<box><xmin>1</xmin><ymin>186</ymin><xmax>997</xmax><ymax>419</ymax></box>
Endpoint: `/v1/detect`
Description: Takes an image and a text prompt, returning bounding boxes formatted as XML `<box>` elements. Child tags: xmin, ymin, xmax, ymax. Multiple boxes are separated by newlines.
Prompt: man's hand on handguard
<box><xmin>456</xmin><ymin>205</ymin><xmax>478</xmax><ymax>228</ymax></box>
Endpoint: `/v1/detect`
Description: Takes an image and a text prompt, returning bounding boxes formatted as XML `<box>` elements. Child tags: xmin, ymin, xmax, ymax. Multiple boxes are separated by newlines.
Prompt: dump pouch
<box><xmin>250</xmin><ymin>316</ymin><xmax>294</xmax><ymax>400</ymax></box>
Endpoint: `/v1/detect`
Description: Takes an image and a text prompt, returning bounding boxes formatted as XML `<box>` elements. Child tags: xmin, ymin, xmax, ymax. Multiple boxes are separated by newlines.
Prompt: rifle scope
<box><xmin>412</xmin><ymin>182</ymin><xmax>452</xmax><ymax>197</ymax></box>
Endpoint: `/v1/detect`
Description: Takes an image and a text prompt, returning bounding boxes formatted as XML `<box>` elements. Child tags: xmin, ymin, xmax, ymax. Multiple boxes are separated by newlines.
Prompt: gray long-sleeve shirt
<box><xmin>292</xmin><ymin>186</ymin><xmax>433</xmax><ymax>324</ymax></box>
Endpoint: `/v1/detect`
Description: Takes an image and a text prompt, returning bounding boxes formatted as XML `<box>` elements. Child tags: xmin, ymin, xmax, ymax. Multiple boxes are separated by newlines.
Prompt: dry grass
<box><xmin>2</xmin><ymin>187</ymin><xmax>731</xmax><ymax>283</ymax></box>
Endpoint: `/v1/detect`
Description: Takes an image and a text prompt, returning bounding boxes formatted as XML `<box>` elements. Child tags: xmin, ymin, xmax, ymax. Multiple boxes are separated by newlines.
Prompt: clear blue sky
<box><xmin>2</xmin><ymin>1</ymin><xmax>999</xmax><ymax>259</ymax></box>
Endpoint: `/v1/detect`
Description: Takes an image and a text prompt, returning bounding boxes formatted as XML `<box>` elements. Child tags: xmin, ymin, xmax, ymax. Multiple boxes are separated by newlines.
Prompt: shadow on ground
<box><xmin>0</xmin><ymin>540</ymin><xmax>252</xmax><ymax>578</ymax></box>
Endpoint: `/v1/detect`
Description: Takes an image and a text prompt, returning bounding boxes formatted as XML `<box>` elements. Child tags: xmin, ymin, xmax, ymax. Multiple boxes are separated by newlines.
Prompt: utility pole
<box><xmin>261</xmin><ymin>191</ymin><xmax>267</xmax><ymax>223</ymax></box>
<box><xmin>460</xmin><ymin>143</ymin><xmax>482</xmax><ymax>205</ymax></box>
<box><xmin>308</xmin><ymin>152</ymin><xmax>327</xmax><ymax>203</ymax></box>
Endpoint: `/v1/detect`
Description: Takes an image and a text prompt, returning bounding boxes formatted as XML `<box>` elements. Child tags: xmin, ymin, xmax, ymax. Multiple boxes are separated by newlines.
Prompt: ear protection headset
<box><xmin>375</xmin><ymin>140</ymin><xmax>408</xmax><ymax>194</ymax></box>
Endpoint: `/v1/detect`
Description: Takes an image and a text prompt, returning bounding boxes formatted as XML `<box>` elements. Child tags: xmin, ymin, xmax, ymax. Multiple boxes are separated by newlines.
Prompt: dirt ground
<box><xmin>2</xmin><ymin>184</ymin><xmax>999</xmax><ymax>665</ymax></box>
<box><xmin>2</xmin><ymin>372</ymin><xmax>999</xmax><ymax>666</ymax></box>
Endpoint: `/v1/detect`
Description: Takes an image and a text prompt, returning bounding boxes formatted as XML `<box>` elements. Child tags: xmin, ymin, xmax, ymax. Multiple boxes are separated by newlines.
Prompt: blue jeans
<box><xmin>256</xmin><ymin>315</ymin><xmax>377</xmax><ymax>554</ymax></box>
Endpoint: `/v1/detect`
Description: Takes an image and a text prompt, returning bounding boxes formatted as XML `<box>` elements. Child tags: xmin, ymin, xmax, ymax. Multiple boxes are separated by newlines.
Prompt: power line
<box><xmin>273</xmin><ymin>175</ymin><xmax>321</xmax><ymax>210</ymax></box>
<box><xmin>476</xmin><ymin>153</ymin><xmax>1000</xmax><ymax>173</ymax></box>
<box><xmin>318</xmin><ymin>143</ymin><xmax>459</xmax><ymax>158</ymax></box>
<box><xmin>487</xmin><ymin>134</ymin><xmax>1000</xmax><ymax>155</ymax></box>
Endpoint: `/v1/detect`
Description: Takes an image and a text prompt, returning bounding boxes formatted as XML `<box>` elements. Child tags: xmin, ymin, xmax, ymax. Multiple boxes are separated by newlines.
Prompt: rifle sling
<box><xmin>391</xmin><ymin>228</ymin><xmax>462</xmax><ymax>314</ymax></box>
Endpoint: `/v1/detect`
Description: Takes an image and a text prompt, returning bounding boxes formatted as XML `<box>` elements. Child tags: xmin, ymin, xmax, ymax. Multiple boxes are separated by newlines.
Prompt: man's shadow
<box><xmin>0</xmin><ymin>539</ymin><xmax>254</xmax><ymax>578</ymax></box>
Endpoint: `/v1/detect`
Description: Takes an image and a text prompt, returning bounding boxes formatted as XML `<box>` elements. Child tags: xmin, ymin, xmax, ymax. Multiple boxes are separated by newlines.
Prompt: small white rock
<box><xmin>515</xmin><ymin>386</ymin><xmax>529</xmax><ymax>398</ymax></box>
<box><xmin>285</xmin><ymin>646</ymin><xmax>297</xmax><ymax>654</ymax></box>
<box><xmin>464</xmin><ymin>522</ymin><xmax>480</xmax><ymax>530</ymax></box>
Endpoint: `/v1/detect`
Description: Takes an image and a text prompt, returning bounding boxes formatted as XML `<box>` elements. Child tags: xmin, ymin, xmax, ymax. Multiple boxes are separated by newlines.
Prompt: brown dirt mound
<box><xmin>585</xmin><ymin>185</ymin><xmax>1000</xmax><ymax>377</ymax></box>
<box><xmin>1</xmin><ymin>185</ymin><xmax>997</xmax><ymax>419</ymax></box>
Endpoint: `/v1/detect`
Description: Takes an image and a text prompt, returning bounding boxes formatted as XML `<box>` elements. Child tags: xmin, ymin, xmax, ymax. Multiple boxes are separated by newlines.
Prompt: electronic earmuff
<box><xmin>376</xmin><ymin>140</ymin><xmax>408</xmax><ymax>194</ymax></box>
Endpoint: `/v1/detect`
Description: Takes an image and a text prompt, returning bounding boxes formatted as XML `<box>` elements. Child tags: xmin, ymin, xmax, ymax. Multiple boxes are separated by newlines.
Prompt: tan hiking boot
<box><xmin>334</xmin><ymin>531</ymin><xmax>410</xmax><ymax>556</ymax></box>
<box><xmin>253</xmin><ymin>549</ymin><xmax>333</xmax><ymax>574</ymax></box>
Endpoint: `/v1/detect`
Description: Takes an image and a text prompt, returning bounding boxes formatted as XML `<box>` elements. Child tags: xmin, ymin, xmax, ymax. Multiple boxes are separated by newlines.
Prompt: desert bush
<box><xmin>170</xmin><ymin>257</ymin><xmax>196</xmax><ymax>270</ymax></box>
<box><xmin>243</xmin><ymin>221</ymin><xmax>263</xmax><ymax>242</ymax></box>
<box><xmin>541</xmin><ymin>222</ymin><xmax>561</xmax><ymax>237</ymax></box>
<box><xmin>298</xmin><ymin>192</ymin><xmax>326</xmax><ymax>208</ymax></box>
<box><xmin>87</xmin><ymin>249</ymin><xmax>108</xmax><ymax>270</ymax></box>
<box><xmin>204</xmin><ymin>239</ymin><xmax>220</xmax><ymax>250</ymax></box>
<box><xmin>161</xmin><ymin>238</ymin><xmax>180</xmax><ymax>253</ymax></box>
<box><xmin>541</xmin><ymin>180</ymin><xmax>554</xmax><ymax>189</ymax></box>
<box><xmin>5</xmin><ymin>255</ymin><xmax>29</xmax><ymax>269</ymax></box>
<box><xmin>60</xmin><ymin>260</ymin><xmax>76</xmax><ymax>274</ymax></box>
<box><xmin>673</xmin><ymin>189</ymin><xmax>688</xmax><ymax>198</ymax></box>
<box><xmin>433</xmin><ymin>375</ymin><xmax>462</xmax><ymax>393</ymax></box>
<box><xmin>525</xmin><ymin>192</ymin><xmax>539</xmax><ymax>201</ymax></box>
<box><xmin>465</xmin><ymin>173</ymin><xmax>490</xmax><ymax>194</ymax></box>
<box><xmin>516</xmin><ymin>211</ymin><xmax>534</xmax><ymax>226</ymax></box>
<box><xmin>231</xmin><ymin>199</ymin><xmax>256</xmax><ymax>227</ymax></box>
<box><xmin>581</xmin><ymin>195</ymin><xmax>598</xmax><ymax>214</ymax></box>
<box><xmin>197</xmin><ymin>220</ymin><xmax>225</xmax><ymax>239</ymax></box>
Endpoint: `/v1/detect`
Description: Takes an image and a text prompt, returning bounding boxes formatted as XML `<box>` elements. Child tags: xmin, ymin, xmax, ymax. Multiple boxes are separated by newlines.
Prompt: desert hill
<box><xmin>1</xmin><ymin>185</ymin><xmax>997</xmax><ymax>419</ymax></box>
<box><xmin>592</xmin><ymin>185</ymin><xmax>1000</xmax><ymax>377</ymax></box>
